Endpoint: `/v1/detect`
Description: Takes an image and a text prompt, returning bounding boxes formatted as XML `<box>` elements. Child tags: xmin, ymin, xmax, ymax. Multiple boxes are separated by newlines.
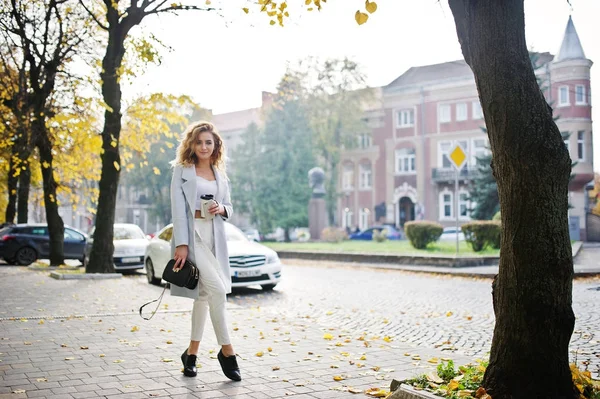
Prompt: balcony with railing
<box><xmin>431</xmin><ymin>166</ymin><xmax>480</xmax><ymax>183</ymax></box>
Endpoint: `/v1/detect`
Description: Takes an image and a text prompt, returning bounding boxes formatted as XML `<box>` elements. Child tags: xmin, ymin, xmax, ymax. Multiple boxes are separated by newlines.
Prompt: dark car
<box><xmin>0</xmin><ymin>224</ymin><xmax>87</xmax><ymax>266</ymax></box>
<box><xmin>349</xmin><ymin>225</ymin><xmax>402</xmax><ymax>241</ymax></box>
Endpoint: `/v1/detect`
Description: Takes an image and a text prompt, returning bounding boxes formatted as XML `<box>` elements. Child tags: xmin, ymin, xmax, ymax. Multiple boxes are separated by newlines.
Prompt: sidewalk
<box><xmin>0</xmin><ymin>266</ymin><xmax>477</xmax><ymax>399</ymax></box>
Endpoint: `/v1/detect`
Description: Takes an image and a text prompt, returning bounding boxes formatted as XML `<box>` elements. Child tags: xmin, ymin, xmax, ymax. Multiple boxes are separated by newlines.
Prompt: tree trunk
<box><xmin>16</xmin><ymin>162</ymin><xmax>30</xmax><ymax>224</ymax></box>
<box><xmin>34</xmin><ymin>119</ymin><xmax>64</xmax><ymax>266</ymax></box>
<box><xmin>448</xmin><ymin>1</ymin><xmax>576</xmax><ymax>397</ymax></box>
<box><xmin>5</xmin><ymin>155</ymin><xmax>18</xmax><ymax>224</ymax></box>
<box><xmin>86</xmin><ymin>30</ymin><xmax>126</xmax><ymax>274</ymax></box>
<box><xmin>284</xmin><ymin>228</ymin><xmax>291</xmax><ymax>243</ymax></box>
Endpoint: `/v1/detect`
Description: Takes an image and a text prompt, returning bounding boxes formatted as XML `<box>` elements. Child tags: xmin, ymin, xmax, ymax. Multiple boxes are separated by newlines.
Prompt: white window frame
<box><xmin>342</xmin><ymin>165</ymin><xmax>354</xmax><ymax>190</ymax></box>
<box><xmin>357</xmin><ymin>133</ymin><xmax>372</xmax><ymax>149</ymax></box>
<box><xmin>342</xmin><ymin>209</ymin><xmax>353</xmax><ymax>229</ymax></box>
<box><xmin>558</xmin><ymin>86</ymin><xmax>570</xmax><ymax>107</ymax></box>
<box><xmin>575</xmin><ymin>85</ymin><xmax>586</xmax><ymax>105</ymax></box>
<box><xmin>438</xmin><ymin>140</ymin><xmax>453</xmax><ymax>169</ymax></box>
<box><xmin>456</xmin><ymin>103</ymin><xmax>468</xmax><ymax>121</ymax></box>
<box><xmin>563</xmin><ymin>133</ymin><xmax>570</xmax><ymax>156</ymax></box>
<box><xmin>359</xmin><ymin>163</ymin><xmax>372</xmax><ymax>190</ymax></box>
<box><xmin>472</xmin><ymin>101</ymin><xmax>483</xmax><ymax>120</ymax></box>
<box><xmin>439</xmin><ymin>189</ymin><xmax>453</xmax><ymax>220</ymax></box>
<box><xmin>471</xmin><ymin>138</ymin><xmax>489</xmax><ymax>166</ymax></box>
<box><xmin>359</xmin><ymin>209</ymin><xmax>369</xmax><ymax>231</ymax></box>
<box><xmin>439</xmin><ymin>104</ymin><xmax>451</xmax><ymax>123</ymax></box>
<box><xmin>458</xmin><ymin>190</ymin><xmax>471</xmax><ymax>220</ymax></box>
<box><xmin>577</xmin><ymin>130</ymin><xmax>585</xmax><ymax>161</ymax></box>
<box><xmin>395</xmin><ymin>149</ymin><xmax>416</xmax><ymax>175</ymax></box>
<box><xmin>396</xmin><ymin>109</ymin><xmax>414</xmax><ymax>128</ymax></box>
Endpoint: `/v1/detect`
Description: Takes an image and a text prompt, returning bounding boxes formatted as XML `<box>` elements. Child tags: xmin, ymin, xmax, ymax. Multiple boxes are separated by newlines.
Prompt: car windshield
<box><xmin>225</xmin><ymin>223</ymin><xmax>248</xmax><ymax>242</ymax></box>
<box><xmin>114</xmin><ymin>225</ymin><xmax>145</xmax><ymax>240</ymax></box>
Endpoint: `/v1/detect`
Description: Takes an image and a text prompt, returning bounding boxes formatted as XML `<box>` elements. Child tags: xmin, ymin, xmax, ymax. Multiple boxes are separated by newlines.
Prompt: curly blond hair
<box><xmin>172</xmin><ymin>121</ymin><xmax>227</xmax><ymax>173</ymax></box>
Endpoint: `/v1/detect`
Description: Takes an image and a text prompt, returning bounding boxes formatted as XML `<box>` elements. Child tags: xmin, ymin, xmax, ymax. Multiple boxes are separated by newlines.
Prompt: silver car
<box><xmin>86</xmin><ymin>223</ymin><xmax>149</xmax><ymax>271</ymax></box>
<box><xmin>144</xmin><ymin>222</ymin><xmax>283</xmax><ymax>291</ymax></box>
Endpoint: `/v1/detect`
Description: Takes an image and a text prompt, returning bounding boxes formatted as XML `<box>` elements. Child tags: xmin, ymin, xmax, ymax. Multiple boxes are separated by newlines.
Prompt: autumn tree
<box><xmin>441</xmin><ymin>1</ymin><xmax>578</xmax><ymax>397</ymax></box>
<box><xmin>0</xmin><ymin>0</ymin><xmax>92</xmax><ymax>264</ymax></box>
<box><xmin>79</xmin><ymin>0</ymin><xmax>214</xmax><ymax>273</ymax></box>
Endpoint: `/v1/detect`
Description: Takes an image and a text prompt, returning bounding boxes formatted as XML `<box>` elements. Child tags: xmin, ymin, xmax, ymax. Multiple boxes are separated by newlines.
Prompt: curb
<box><xmin>28</xmin><ymin>265</ymin><xmax>80</xmax><ymax>271</ymax></box>
<box><xmin>389</xmin><ymin>384</ymin><xmax>439</xmax><ymax>399</ymax></box>
<box><xmin>50</xmin><ymin>271</ymin><xmax>122</xmax><ymax>280</ymax></box>
<box><xmin>275</xmin><ymin>250</ymin><xmax>499</xmax><ymax>268</ymax></box>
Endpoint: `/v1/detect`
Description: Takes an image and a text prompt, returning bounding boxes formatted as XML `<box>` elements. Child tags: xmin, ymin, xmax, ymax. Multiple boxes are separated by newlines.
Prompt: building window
<box><xmin>439</xmin><ymin>190</ymin><xmax>453</xmax><ymax>219</ymax></box>
<box><xmin>342</xmin><ymin>209</ymin><xmax>353</xmax><ymax>229</ymax></box>
<box><xmin>558</xmin><ymin>86</ymin><xmax>569</xmax><ymax>106</ymax></box>
<box><xmin>357</xmin><ymin>133</ymin><xmax>372</xmax><ymax>149</ymax></box>
<box><xmin>456</xmin><ymin>103</ymin><xmax>467</xmax><ymax>121</ymax></box>
<box><xmin>472</xmin><ymin>101</ymin><xmax>483</xmax><ymax>120</ymax></box>
<box><xmin>397</xmin><ymin>109</ymin><xmax>414</xmax><ymax>128</ymax></box>
<box><xmin>439</xmin><ymin>141</ymin><xmax>453</xmax><ymax>169</ymax></box>
<box><xmin>575</xmin><ymin>85</ymin><xmax>586</xmax><ymax>105</ymax></box>
<box><xmin>439</xmin><ymin>104</ymin><xmax>451</xmax><ymax>123</ymax></box>
<box><xmin>359</xmin><ymin>163</ymin><xmax>372</xmax><ymax>190</ymax></box>
<box><xmin>459</xmin><ymin>191</ymin><xmax>470</xmax><ymax>219</ymax></box>
<box><xmin>359</xmin><ymin>208</ymin><xmax>370</xmax><ymax>231</ymax></box>
<box><xmin>395</xmin><ymin>149</ymin><xmax>416</xmax><ymax>174</ymax></box>
<box><xmin>342</xmin><ymin>164</ymin><xmax>354</xmax><ymax>190</ymax></box>
<box><xmin>577</xmin><ymin>131</ymin><xmax>585</xmax><ymax>161</ymax></box>
<box><xmin>471</xmin><ymin>138</ymin><xmax>489</xmax><ymax>166</ymax></box>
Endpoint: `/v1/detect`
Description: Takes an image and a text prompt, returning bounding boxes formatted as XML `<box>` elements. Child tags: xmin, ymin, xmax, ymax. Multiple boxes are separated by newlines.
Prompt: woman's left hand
<box><xmin>208</xmin><ymin>201</ymin><xmax>224</xmax><ymax>216</ymax></box>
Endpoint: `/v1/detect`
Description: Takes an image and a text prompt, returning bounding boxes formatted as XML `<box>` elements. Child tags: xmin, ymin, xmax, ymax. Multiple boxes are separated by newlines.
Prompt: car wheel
<box><xmin>145</xmin><ymin>258</ymin><xmax>161</xmax><ymax>285</ymax></box>
<box><xmin>261</xmin><ymin>283</ymin><xmax>277</xmax><ymax>291</ymax></box>
<box><xmin>15</xmin><ymin>247</ymin><xmax>37</xmax><ymax>266</ymax></box>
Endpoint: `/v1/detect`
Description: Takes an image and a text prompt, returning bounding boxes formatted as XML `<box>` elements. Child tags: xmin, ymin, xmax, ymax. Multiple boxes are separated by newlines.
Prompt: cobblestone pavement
<box><xmin>0</xmin><ymin>258</ymin><xmax>599</xmax><ymax>398</ymax></box>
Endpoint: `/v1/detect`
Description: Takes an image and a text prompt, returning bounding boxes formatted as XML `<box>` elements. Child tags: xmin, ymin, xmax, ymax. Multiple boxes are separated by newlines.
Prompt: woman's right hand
<box><xmin>173</xmin><ymin>245</ymin><xmax>189</xmax><ymax>271</ymax></box>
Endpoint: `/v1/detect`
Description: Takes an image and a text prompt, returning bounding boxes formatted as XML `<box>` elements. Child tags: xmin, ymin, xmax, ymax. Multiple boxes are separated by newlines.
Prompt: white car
<box><xmin>144</xmin><ymin>222</ymin><xmax>283</xmax><ymax>291</ymax></box>
<box><xmin>439</xmin><ymin>226</ymin><xmax>466</xmax><ymax>241</ymax></box>
<box><xmin>85</xmin><ymin>223</ymin><xmax>149</xmax><ymax>271</ymax></box>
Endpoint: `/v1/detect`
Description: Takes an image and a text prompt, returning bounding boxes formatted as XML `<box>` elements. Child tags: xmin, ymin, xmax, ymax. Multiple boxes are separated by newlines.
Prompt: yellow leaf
<box><xmin>162</xmin><ymin>358</ymin><xmax>173</xmax><ymax>362</ymax></box>
<box><xmin>333</xmin><ymin>375</ymin><xmax>344</xmax><ymax>381</ymax></box>
<box><xmin>205</xmin><ymin>0</ymin><xmax>211</xmax><ymax>4</ymax></box>
<box><xmin>360</xmin><ymin>355</ymin><xmax>367</xmax><ymax>360</ymax></box>
<box><xmin>242</xmin><ymin>7</ymin><xmax>249</xmax><ymax>13</ymax></box>
<box><xmin>166</xmin><ymin>340</ymin><xmax>173</xmax><ymax>344</ymax></box>
<box><xmin>269</xmin><ymin>20</ymin><xmax>275</xmax><ymax>25</ymax></box>
<box><xmin>267</xmin><ymin>347</ymin><xmax>273</xmax><ymax>352</ymax></box>
<box><xmin>113</xmin><ymin>359</ymin><xmax>124</xmax><ymax>363</ymax></box>
<box><xmin>256</xmin><ymin>351</ymin><xmax>264</xmax><ymax>357</ymax></box>
<box><xmin>383</xmin><ymin>336</ymin><xmax>392</xmax><ymax>343</ymax></box>
<box><xmin>446</xmin><ymin>311</ymin><xmax>453</xmax><ymax>317</ymax></box>
<box><xmin>153</xmin><ymin>167</ymin><xmax>161</xmax><ymax>175</ymax></box>
<box><xmin>323</xmin><ymin>333</ymin><xmax>333</xmax><ymax>340</ymax></box>
<box><xmin>272</xmin><ymin>366</ymin><xmax>280</xmax><ymax>371</ymax></box>
<box><xmin>355</xmin><ymin>10</ymin><xmax>368</xmax><ymax>25</ymax></box>
<box><xmin>427</xmin><ymin>357</ymin><xmax>439</xmax><ymax>364</ymax></box>
<box><xmin>131</xmin><ymin>326</ymin><xmax>139</xmax><ymax>332</ymax></box>
<box><xmin>99</xmin><ymin>354</ymin><xmax>105</xmax><ymax>357</ymax></box>
<box><xmin>64</xmin><ymin>357</ymin><xmax>75</xmax><ymax>360</ymax></box>
<box><xmin>80</xmin><ymin>346</ymin><xmax>89</xmax><ymax>350</ymax></box>
<box><xmin>38</xmin><ymin>320</ymin><xmax>45</xmax><ymax>325</ymax></box>
<box><xmin>447</xmin><ymin>380</ymin><xmax>459</xmax><ymax>391</ymax></box>
<box><xmin>42</xmin><ymin>161</ymin><xmax>50</xmax><ymax>169</ymax></box>
<box><xmin>365</xmin><ymin>0</ymin><xmax>377</xmax><ymax>14</ymax></box>
<box><xmin>36</xmin><ymin>378</ymin><xmax>48</xmax><ymax>382</ymax></box>
<box><xmin>113</xmin><ymin>161</ymin><xmax>120</xmax><ymax>171</ymax></box>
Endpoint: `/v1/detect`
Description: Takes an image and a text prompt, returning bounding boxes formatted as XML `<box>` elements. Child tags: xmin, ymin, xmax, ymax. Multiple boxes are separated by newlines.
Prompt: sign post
<box><xmin>448</xmin><ymin>144</ymin><xmax>467</xmax><ymax>255</ymax></box>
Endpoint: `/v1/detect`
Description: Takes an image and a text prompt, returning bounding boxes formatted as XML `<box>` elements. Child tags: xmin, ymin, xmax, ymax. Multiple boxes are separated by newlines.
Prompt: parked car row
<box><xmin>0</xmin><ymin>221</ymin><xmax>283</xmax><ymax>291</ymax></box>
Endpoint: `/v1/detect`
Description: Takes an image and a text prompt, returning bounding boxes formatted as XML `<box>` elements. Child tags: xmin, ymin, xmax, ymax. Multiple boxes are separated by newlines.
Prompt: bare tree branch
<box><xmin>78</xmin><ymin>0</ymin><xmax>109</xmax><ymax>30</ymax></box>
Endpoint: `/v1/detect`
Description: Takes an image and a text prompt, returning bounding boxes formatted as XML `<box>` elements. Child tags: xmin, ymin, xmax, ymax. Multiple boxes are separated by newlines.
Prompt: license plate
<box><xmin>121</xmin><ymin>257</ymin><xmax>140</xmax><ymax>263</ymax></box>
<box><xmin>235</xmin><ymin>269</ymin><xmax>262</xmax><ymax>278</ymax></box>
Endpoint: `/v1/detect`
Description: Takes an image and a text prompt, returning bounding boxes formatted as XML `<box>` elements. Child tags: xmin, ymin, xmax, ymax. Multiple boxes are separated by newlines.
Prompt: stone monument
<box><xmin>308</xmin><ymin>167</ymin><xmax>327</xmax><ymax>240</ymax></box>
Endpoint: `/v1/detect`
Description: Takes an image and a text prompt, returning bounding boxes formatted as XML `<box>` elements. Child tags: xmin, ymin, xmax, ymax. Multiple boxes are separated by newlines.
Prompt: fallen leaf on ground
<box><xmin>162</xmin><ymin>358</ymin><xmax>173</xmax><ymax>362</ymax></box>
<box><xmin>131</xmin><ymin>326</ymin><xmax>139</xmax><ymax>332</ymax></box>
<box><xmin>80</xmin><ymin>346</ymin><xmax>89</xmax><ymax>350</ymax></box>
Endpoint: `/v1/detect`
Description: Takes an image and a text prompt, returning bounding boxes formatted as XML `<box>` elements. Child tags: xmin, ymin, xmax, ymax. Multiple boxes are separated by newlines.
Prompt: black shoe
<box><xmin>181</xmin><ymin>348</ymin><xmax>197</xmax><ymax>377</ymax></box>
<box><xmin>217</xmin><ymin>349</ymin><xmax>241</xmax><ymax>381</ymax></box>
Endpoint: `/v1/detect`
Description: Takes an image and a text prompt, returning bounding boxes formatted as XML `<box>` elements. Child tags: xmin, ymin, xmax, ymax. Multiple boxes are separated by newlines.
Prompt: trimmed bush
<box><xmin>461</xmin><ymin>221</ymin><xmax>501</xmax><ymax>252</ymax></box>
<box><xmin>321</xmin><ymin>227</ymin><xmax>348</xmax><ymax>243</ymax></box>
<box><xmin>372</xmin><ymin>228</ymin><xmax>388</xmax><ymax>243</ymax></box>
<box><xmin>405</xmin><ymin>221</ymin><xmax>443</xmax><ymax>249</ymax></box>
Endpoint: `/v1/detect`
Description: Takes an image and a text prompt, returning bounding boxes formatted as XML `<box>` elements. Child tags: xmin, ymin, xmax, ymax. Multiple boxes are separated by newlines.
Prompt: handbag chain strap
<box><xmin>139</xmin><ymin>285</ymin><xmax>167</xmax><ymax>320</ymax></box>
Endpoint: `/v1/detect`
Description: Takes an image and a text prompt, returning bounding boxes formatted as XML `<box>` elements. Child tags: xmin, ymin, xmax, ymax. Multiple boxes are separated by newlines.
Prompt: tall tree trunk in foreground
<box><xmin>16</xmin><ymin>161</ymin><xmax>30</xmax><ymax>224</ymax></box>
<box><xmin>448</xmin><ymin>1</ymin><xmax>576</xmax><ymax>397</ymax></box>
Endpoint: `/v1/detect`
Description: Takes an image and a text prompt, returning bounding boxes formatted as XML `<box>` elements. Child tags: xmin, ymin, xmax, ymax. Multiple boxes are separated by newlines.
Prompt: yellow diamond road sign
<box><xmin>449</xmin><ymin>145</ymin><xmax>467</xmax><ymax>169</ymax></box>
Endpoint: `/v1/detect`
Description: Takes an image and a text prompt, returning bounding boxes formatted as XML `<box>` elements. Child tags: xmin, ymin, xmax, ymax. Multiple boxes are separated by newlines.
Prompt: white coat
<box><xmin>170</xmin><ymin>164</ymin><xmax>234</xmax><ymax>299</ymax></box>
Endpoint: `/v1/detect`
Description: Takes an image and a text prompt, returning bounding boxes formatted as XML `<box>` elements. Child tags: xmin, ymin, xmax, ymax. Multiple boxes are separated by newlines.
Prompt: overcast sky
<box><xmin>127</xmin><ymin>0</ymin><xmax>600</xmax><ymax>171</ymax></box>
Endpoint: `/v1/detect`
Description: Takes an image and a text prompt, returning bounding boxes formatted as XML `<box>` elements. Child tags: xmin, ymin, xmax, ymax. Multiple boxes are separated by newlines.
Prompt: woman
<box><xmin>170</xmin><ymin>121</ymin><xmax>241</xmax><ymax>381</ymax></box>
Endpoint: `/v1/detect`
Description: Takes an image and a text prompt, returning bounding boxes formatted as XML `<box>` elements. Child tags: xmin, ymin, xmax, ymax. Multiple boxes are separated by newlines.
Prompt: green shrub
<box><xmin>372</xmin><ymin>228</ymin><xmax>388</xmax><ymax>243</ymax></box>
<box><xmin>461</xmin><ymin>221</ymin><xmax>501</xmax><ymax>252</ymax></box>
<box><xmin>321</xmin><ymin>227</ymin><xmax>347</xmax><ymax>243</ymax></box>
<box><xmin>405</xmin><ymin>221</ymin><xmax>443</xmax><ymax>249</ymax></box>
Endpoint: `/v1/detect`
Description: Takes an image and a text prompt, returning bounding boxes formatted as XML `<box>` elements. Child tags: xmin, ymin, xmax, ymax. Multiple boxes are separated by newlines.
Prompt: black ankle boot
<box><xmin>217</xmin><ymin>349</ymin><xmax>241</xmax><ymax>381</ymax></box>
<box><xmin>181</xmin><ymin>349</ymin><xmax>197</xmax><ymax>377</ymax></box>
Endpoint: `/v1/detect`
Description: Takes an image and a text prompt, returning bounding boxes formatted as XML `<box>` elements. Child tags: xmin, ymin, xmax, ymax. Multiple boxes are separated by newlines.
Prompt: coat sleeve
<box><xmin>171</xmin><ymin>166</ymin><xmax>189</xmax><ymax>247</ymax></box>
<box><xmin>221</xmin><ymin>178</ymin><xmax>234</xmax><ymax>221</ymax></box>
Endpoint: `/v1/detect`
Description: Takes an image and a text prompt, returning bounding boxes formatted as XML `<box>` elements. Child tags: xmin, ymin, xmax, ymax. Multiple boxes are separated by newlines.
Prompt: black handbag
<box><xmin>162</xmin><ymin>258</ymin><xmax>199</xmax><ymax>289</ymax></box>
<box><xmin>139</xmin><ymin>258</ymin><xmax>199</xmax><ymax>320</ymax></box>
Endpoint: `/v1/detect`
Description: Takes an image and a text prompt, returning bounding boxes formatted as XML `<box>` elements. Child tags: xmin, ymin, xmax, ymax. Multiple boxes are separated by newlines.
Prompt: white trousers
<box><xmin>190</xmin><ymin>218</ymin><xmax>231</xmax><ymax>345</ymax></box>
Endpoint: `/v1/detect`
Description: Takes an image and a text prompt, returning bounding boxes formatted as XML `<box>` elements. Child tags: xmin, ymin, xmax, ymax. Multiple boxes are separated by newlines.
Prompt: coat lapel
<box><xmin>212</xmin><ymin>165</ymin><xmax>222</xmax><ymax>202</ymax></box>
<box><xmin>181</xmin><ymin>165</ymin><xmax>196</xmax><ymax>213</ymax></box>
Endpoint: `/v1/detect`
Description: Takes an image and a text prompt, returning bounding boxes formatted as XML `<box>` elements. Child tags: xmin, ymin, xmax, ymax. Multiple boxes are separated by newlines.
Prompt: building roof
<box><xmin>385</xmin><ymin>60</ymin><xmax>473</xmax><ymax>89</ymax></box>
<box><xmin>211</xmin><ymin>107</ymin><xmax>262</xmax><ymax>132</ymax></box>
<box><xmin>555</xmin><ymin>16</ymin><xmax>586</xmax><ymax>62</ymax></box>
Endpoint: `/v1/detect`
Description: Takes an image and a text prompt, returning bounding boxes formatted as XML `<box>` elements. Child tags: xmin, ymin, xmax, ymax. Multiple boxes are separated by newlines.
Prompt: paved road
<box><xmin>0</xmin><ymin>259</ymin><xmax>598</xmax><ymax>398</ymax></box>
